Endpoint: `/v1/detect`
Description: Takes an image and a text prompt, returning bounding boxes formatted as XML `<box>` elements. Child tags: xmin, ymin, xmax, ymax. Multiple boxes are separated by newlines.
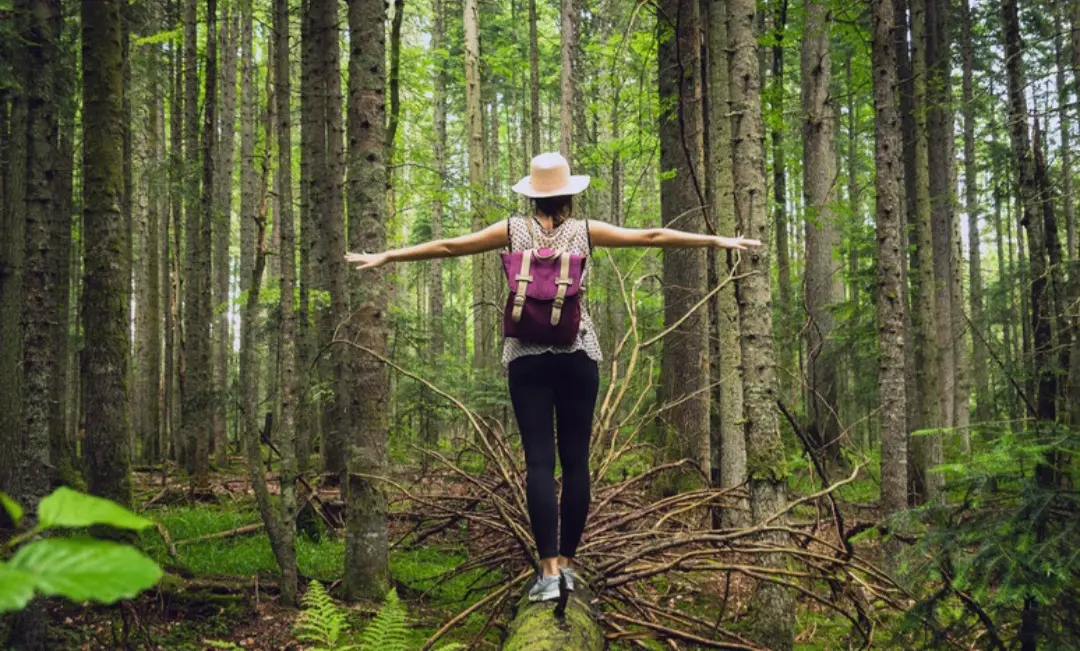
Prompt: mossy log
<box><xmin>502</xmin><ymin>578</ymin><xmax>605</xmax><ymax>651</ymax></box>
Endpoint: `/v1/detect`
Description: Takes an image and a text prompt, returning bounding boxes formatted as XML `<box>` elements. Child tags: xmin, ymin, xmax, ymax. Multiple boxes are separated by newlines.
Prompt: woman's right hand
<box><xmin>344</xmin><ymin>251</ymin><xmax>390</xmax><ymax>270</ymax></box>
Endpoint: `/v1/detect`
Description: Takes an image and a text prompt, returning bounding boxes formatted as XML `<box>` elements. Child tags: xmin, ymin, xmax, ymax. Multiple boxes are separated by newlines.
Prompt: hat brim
<box><xmin>511</xmin><ymin>174</ymin><xmax>591</xmax><ymax>198</ymax></box>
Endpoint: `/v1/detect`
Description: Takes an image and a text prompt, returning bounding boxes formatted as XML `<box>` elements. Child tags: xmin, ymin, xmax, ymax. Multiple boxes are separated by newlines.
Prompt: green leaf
<box><xmin>10</xmin><ymin>538</ymin><xmax>163</xmax><ymax>604</ymax></box>
<box><xmin>0</xmin><ymin>563</ymin><xmax>37</xmax><ymax>613</ymax></box>
<box><xmin>0</xmin><ymin>492</ymin><xmax>23</xmax><ymax>526</ymax></box>
<box><xmin>38</xmin><ymin>487</ymin><xmax>153</xmax><ymax>531</ymax></box>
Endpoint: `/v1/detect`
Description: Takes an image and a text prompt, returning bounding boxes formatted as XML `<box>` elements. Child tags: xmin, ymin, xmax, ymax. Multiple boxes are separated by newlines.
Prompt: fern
<box><xmin>292</xmin><ymin>581</ymin><xmax>466</xmax><ymax>651</ymax></box>
<box><xmin>358</xmin><ymin>588</ymin><xmax>409</xmax><ymax>651</ymax></box>
<box><xmin>293</xmin><ymin>581</ymin><xmax>358</xmax><ymax>651</ymax></box>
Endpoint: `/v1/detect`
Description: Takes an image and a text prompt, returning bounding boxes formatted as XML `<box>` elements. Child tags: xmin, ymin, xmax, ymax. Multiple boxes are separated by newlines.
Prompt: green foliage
<box><xmin>293</xmin><ymin>581</ymin><xmax>358</xmax><ymax>651</ymax></box>
<box><xmin>893</xmin><ymin>423</ymin><xmax>1080</xmax><ymax>649</ymax></box>
<box><xmin>0</xmin><ymin>492</ymin><xmax>23</xmax><ymax>526</ymax></box>
<box><xmin>293</xmin><ymin>581</ymin><xmax>464</xmax><ymax>651</ymax></box>
<box><xmin>0</xmin><ymin>488</ymin><xmax>163</xmax><ymax>614</ymax></box>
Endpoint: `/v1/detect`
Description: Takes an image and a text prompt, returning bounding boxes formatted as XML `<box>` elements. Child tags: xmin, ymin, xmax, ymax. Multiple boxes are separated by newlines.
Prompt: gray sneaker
<box><xmin>561</xmin><ymin>567</ymin><xmax>576</xmax><ymax>592</ymax></box>
<box><xmin>528</xmin><ymin>573</ymin><xmax>561</xmax><ymax>602</ymax></box>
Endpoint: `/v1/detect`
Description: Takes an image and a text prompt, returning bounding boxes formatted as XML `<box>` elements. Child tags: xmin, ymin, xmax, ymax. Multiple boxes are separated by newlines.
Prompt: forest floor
<box><xmin>37</xmin><ymin>456</ymin><xmax>885</xmax><ymax>650</ymax></box>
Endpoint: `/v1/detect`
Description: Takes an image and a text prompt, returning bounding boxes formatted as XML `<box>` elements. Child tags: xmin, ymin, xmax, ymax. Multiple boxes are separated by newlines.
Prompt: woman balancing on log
<box><xmin>346</xmin><ymin>153</ymin><xmax>761</xmax><ymax>602</ymax></box>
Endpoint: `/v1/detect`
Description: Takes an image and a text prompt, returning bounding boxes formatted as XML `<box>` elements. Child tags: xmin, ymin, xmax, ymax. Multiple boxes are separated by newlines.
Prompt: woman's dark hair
<box><xmin>534</xmin><ymin>195</ymin><xmax>573</xmax><ymax>225</ymax></box>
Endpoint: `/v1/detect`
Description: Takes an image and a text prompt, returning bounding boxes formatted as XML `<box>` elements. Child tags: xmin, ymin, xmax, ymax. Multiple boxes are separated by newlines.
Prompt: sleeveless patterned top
<box><xmin>501</xmin><ymin>216</ymin><xmax>603</xmax><ymax>367</ymax></box>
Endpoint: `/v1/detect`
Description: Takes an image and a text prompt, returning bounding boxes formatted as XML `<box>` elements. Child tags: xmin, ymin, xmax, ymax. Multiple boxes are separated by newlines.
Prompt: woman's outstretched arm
<box><xmin>345</xmin><ymin>220</ymin><xmax>510</xmax><ymax>270</ymax></box>
<box><xmin>588</xmin><ymin>220</ymin><xmax>761</xmax><ymax>250</ymax></box>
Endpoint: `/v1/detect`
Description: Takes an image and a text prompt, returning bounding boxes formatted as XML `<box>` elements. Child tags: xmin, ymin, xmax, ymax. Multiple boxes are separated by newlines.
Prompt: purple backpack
<box><xmin>501</xmin><ymin>219</ymin><xmax>587</xmax><ymax>346</ymax></box>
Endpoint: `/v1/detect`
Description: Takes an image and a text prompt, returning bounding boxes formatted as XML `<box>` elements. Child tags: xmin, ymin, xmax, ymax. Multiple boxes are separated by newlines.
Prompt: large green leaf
<box><xmin>37</xmin><ymin>487</ymin><xmax>152</xmax><ymax>531</ymax></box>
<box><xmin>0</xmin><ymin>492</ymin><xmax>22</xmax><ymax>526</ymax></box>
<box><xmin>10</xmin><ymin>538</ymin><xmax>163</xmax><ymax>604</ymax></box>
<box><xmin>0</xmin><ymin>563</ymin><xmax>36</xmax><ymax>613</ymax></box>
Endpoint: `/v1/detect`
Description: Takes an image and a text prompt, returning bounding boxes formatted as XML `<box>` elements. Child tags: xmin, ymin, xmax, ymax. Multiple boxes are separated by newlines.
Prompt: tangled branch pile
<box><xmin>342</xmin><ymin>265</ymin><xmax>911</xmax><ymax>650</ymax></box>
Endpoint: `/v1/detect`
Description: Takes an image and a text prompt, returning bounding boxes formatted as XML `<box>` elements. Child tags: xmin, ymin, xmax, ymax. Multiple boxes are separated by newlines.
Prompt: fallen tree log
<box><xmin>502</xmin><ymin>577</ymin><xmax>604</xmax><ymax>651</ymax></box>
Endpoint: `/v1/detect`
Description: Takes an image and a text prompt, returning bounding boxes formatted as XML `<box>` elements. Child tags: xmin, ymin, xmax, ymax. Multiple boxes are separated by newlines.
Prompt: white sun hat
<box><xmin>511</xmin><ymin>152</ymin><xmax>591</xmax><ymax>198</ymax></box>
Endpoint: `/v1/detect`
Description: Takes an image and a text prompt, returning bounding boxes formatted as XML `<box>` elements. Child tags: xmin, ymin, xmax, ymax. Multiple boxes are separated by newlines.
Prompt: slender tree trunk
<box><xmin>387</xmin><ymin>0</ymin><xmax>405</xmax><ymax>154</ymax></box>
<box><xmin>529</xmin><ymin>0</ymin><xmax>540</xmax><ymax>157</ymax></box>
<box><xmin>53</xmin><ymin>32</ymin><xmax>76</xmax><ymax>482</ymax></box>
<box><xmin>239</xmin><ymin>0</ymin><xmax>259</xmax><ymax>466</ymax></box>
<box><xmin>313</xmin><ymin>0</ymin><xmax>349</xmax><ymax>480</ymax></box>
<box><xmin>167</xmin><ymin>0</ymin><xmax>184</xmax><ymax>464</ymax></box>
<box><xmin>424</xmin><ymin>0</ymin><xmax>447</xmax><ymax>462</ymax></box>
<box><xmin>273</xmin><ymin>0</ymin><xmax>298</xmax><ymax>606</ymax></box>
<box><xmin>960</xmin><ymin>0</ymin><xmax>986</xmax><ymax>426</ymax></box>
<box><xmin>729</xmin><ymin>0</ymin><xmax>794</xmax><ymax>644</ymax></box>
<box><xmin>703</xmin><ymin>0</ymin><xmax>746</xmax><ymax>526</ymax></box>
<box><xmin>658</xmin><ymin>0</ymin><xmax>710</xmax><ymax>478</ymax></box>
<box><xmin>343</xmin><ymin>0</ymin><xmax>391</xmax><ymax>601</ymax></box>
<box><xmin>193</xmin><ymin>0</ymin><xmax>219</xmax><ymax>491</ymax></box>
<box><xmin>297</xmin><ymin>0</ymin><xmax>318</xmax><ymax>473</ymax></box>
<box><xmin>82</xmin><ymin>0</ymin><xmax>132</xmax><ymax>504</ymax></box>
<box><xmin>925</xmin><ymin>0</ymin><xmax>955</xmax><ymax>432</ymax></box>
<box><xmin>801</xmin><ymin>0</ymin><xmax>842</xmax><ymax>463</ymax></box>
<box><xmin>464</xmin><ymin>0</ymin><xmax>489</xmax><ymax>370</ymax></box>
<box><xmin>908</xmin><ymin>0</ymin><xmax>942</xmax><ymax>503</ymax></box>
<box><xmin>559</xmin><ymin>0</ymin><xmax>575</xmax><ymax>161</ymax></box>
<box><xmin>770</xmin><ymin>1</ymin><xmax>792</xmax><ymax>408</ymax></box>
<box><xmin>147</xmin><ymin>44</ymin><xmax>164</xmax><ymax>465</ymax></box>
<box><xmin>213</xmin><ymin>4</ymin><xmax>237</xmax><ymax>468</ymax></box>
<box><xmin>182</xmin><ymin>0</ymin><xmax>202</xmax><ymax>480</ymax></box>
<box><xmin>870</xmin><ymin>0</ymin><xmax>909</xmax><ymax>562</ymax></box>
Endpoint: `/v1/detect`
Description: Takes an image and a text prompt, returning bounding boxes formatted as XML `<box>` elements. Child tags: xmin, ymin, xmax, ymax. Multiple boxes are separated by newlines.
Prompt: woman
<box><xmin>346</xmin><ymin>153</ymin><xmax>760</xmax><ymax>602</ymax></box>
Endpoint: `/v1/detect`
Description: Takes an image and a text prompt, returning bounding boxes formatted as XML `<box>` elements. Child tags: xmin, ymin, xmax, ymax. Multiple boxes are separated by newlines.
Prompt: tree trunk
<box><xmin>801</xmin><ymin>0</ymin><xmax>842</xmax><ymax>463</ymax></box>
<box><xmin>924</xmin><ymin>0</ymin><xmax>955</xmax><ymax>433</ymax></box>
<box><xmin>907</xmin><ymin>0</ymin><xmax>942</xmax><ymax>503</ymax></box>
<box><xmin>960</xmin><ymin>0</ymin><xmax>987</xmax><ymax>426</ymax></box>
<box><xmin>870</xmin><ymin>0</ymin><xmax>909</xmax><ymax>563</ymax></box>
<box><xmin>464</xmin><ymin>0</ymin><xmax>489</xmax><ymax>371</ymax></box>
<box><xmin>559</xmin><ymin>0</ymin><xmax>575</xmax><ymax>161</ymax></box>
<box><xmin>529</xmin><ymin>0</ymin><xmax>540</xmax><ymax>157</ymax></box>
<box><xmin>182</xmin><ymin>0</ymin><xmax>202</xmax><ymax>482</ymax></box>
<box><xmin>273</xmin><ymin>0</ymin><xmax>299</xmax><ymax>605</ymax></box>
<box><xmin>728</xmin><ymin>0</ymin><xmax>795</xmax><ymax>644</ymax></box>
<box><xmin>194</xmin><ymin>0</ymin><xmax>219</xmax><ymax>491</ymax></box>
<box><xmin>82</xmin><ymin>0</ymin><xmax>132</xmax><ymax>505</ymax></box>
<box><xmin>20</xmin><ymin>0</ymin><xmax>63</xmax><ymax>514</ymax></box>
<box><xmin>658</xmin><ymin>0</ymin><xmax>710</xmax><ymax>479</ymax></box>
<box><xmin>343</xmin><ymin>0</ymin><xmax>392</xmax><ymax>601</ymax></box>
<box><xmin>297</xmin><ymin>0</ymin><xmax>318</xmax><ymax>474</ymax></box>
<box><xmin>167</xmin><ymin>1</ymin><xmax>183</xmax><ymax>464</ymax></box>
<box><xmin>703</xmin><ymin>0</ymin><xmax>746</xmax><ymax>526</ymax></box>
<box><xmin>239</xmin><ymin>0</ymin><xmax>259</xmax><ymax>466</ymax></box>
<box><xmin>53</xmin><ymin>34</ymin><xmax>76</xmax><ymax>482</ymax></box>
<box><xmin>423</xmin><ymin>0</ymin><xmax>447</xmax><ymax>462</ymax></box>
<box><xmin>387</xmin><ymin>0</ymin><xmax>405</xmax><ymax>154</ymax></box>
<box><xmin>214</xmin><ymin>3</ymin><xmax>238</xmax><ymax>469</ymax></box>
<box><xmin>314</xmin><ymin>0</ymin><xmax>349</xmax><ymax>480</ymax></box>
<box><xmin>770</xmin><ymin>0</ymin><xmax>793</xmax><ymax>409</ymax></box>
<box><xmin>502</xmin><ymin>582</ymin><xmax>604</xmax><ymax>651</ymax></box>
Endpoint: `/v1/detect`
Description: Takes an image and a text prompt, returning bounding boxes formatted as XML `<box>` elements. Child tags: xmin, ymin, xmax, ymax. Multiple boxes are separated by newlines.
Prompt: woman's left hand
<box><xmin>344</xmin><ymin>251</ymin><xmax>390</xmax><ymax>270</ymax></box>
<box><xmin>715</xmin><ymin>235</ymin><xmax>763</xmax><ymax>250</ymax></box>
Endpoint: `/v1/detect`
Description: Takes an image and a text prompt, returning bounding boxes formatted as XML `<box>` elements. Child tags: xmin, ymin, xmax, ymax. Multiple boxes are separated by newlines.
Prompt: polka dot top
<box><xmin>501</xmin><ymin>216</ymin><xmax>604</xmax><ymax>368</ymax></box>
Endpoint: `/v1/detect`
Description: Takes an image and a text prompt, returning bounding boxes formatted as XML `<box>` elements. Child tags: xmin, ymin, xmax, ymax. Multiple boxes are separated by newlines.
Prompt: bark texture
<box><xmin>703</xmin><ymin>0</ymin><xmax>747</xmax><ymax>525</ymax></box>
<box><xmin>82</xmin><ymin>0</ymin><xmax>132</xmax><ymax>505</ymax></box>
<box><xmin>343</xmin><ymin>0</ymin><xmax>392</xmax><ymax>601</ymax></box>
<box><xmin>907</xmin><ymin>0</ymin><xmax>943</xmax><ymax>503</ymax></box>
<box><xmin>801</xmin><ymin>0</ymin><xmax>842</xmax><ymax>462</ymax></box>
<box><xmin>658</xmin><ymin>0</ymin><xmax>710</xmax><ymax>478</ymax></box>
<box><xmin>870</xmin><ymin>0</ymin><xmax>909</xmax><ymax>546</ymax></box>
<box><xmin>729</xmin><ymin>0</ymin><xmax>795</xmax><ymax>643</ymax></box>
<box><xmin>464</xmin><ymin>0</ymin><xmax>491</xmax><ymax>370</ymax></box>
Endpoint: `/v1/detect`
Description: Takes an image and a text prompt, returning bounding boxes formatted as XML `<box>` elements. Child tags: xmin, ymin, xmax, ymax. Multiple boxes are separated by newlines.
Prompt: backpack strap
<box><xmin>511</xmin><ymin>250</ymin><xmax>534</xmax><ymax>323</ymax></box>
<box><xmin>550</xmin><ymin>252</ymin><xmax>573</xmax><ymax>326</ymax></box>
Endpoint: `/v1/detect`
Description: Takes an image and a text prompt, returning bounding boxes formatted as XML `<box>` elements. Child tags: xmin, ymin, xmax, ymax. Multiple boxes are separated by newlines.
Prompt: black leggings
<box><xmin>508</xmin><ymin>350</ymin><xmax>599</xmax><ymax>560</ymax></box>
